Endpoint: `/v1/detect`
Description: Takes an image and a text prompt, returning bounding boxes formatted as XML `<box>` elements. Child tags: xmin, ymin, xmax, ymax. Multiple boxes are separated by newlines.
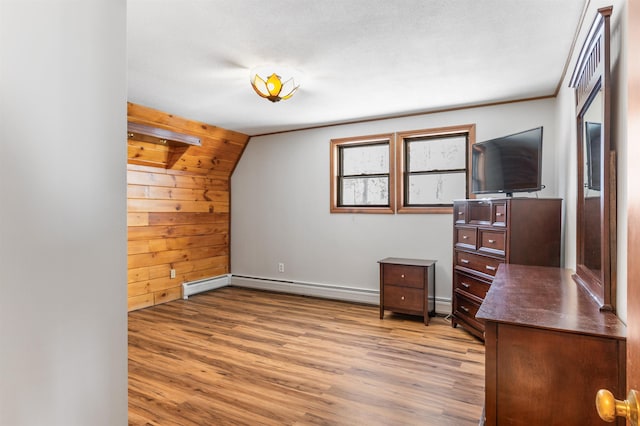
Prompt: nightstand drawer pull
<box><xmin>488</xmin><ymin>239</ymin><xmax>495</xmax><ymax>244</ymax></box>
<box><xmin>486</xmin><ymin>265</ymin><xmax>497</xmax><ymax>271</ymax></box>
<box><xmin>401</xmin><ymin>274</ymin><xmax>405</xmax><ymax>278</ymax></box>
<box><xmin>401</xmin><ymin>296</ymin><xmax>405</xmax><ymax>300</ymax></box>
<box><xmin>496</xmin><ymin>212</ymin><xmax>503</xmax><ymax>217</ymax></box>
<box><xmin>461</xmin><ymin>259</ymin><xmax>470</xmax><ymax>264</ymax></box>
<box><xmin>460</xmin><ymin>305</ymin><xmax>470</xmax><ymax>313</ymax></box>
<box><xmin>461</xmin><ymin>282</ymin><xmax>470</xmax><ymax>288</ymax></box>
<box><xmin>458</xmin><ymin>212</ymin><xmax>463</xmax><ymax>215</ymax></box>
<box><xmin>462</xmin><ymin>235</ymin><xmax>469</xmax><ymax>240</ymax></box>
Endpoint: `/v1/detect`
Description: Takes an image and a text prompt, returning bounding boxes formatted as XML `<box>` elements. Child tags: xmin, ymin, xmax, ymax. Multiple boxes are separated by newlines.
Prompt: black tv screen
<box><xmin>472</xmin><ymin>127</ymin><xmax>543</xmax><ymax>196</ymax></box>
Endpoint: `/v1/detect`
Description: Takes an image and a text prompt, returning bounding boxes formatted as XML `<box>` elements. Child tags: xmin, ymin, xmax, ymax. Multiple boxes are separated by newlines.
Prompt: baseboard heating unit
<box><xmin>182</xmin><ymin>274</ymin><xmax>231</xmax><ymax>299</ymax></box>
<box><xmin>230</xmin><ymin>275</ymin><xmax>380</xmax><ymax>305</ymax></box>
<box><xmin>230</xmin><ymin>275</ymin><xmax>452</xmax><ymax>314</ymax></box>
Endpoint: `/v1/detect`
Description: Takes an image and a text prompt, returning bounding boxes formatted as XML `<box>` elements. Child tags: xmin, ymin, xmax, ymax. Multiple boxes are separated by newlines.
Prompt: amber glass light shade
<box><xmin>250</xmin><ymin>67</ymin><xmax>300</xmax><ymax>102</ymax></box>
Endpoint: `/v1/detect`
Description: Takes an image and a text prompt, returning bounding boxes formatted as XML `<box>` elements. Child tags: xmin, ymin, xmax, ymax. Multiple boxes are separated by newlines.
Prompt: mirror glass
<box><xmin>580</xmin><ymin>89</ymin><xmax>603</xmax><ymax>277</ymax></box>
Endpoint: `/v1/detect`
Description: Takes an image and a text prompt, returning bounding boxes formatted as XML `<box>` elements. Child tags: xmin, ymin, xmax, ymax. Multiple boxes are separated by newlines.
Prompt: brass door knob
<box><xmin>596</xmin><ymin>389</ymin><xmax>639</xmax><ymax>425</ymax></box>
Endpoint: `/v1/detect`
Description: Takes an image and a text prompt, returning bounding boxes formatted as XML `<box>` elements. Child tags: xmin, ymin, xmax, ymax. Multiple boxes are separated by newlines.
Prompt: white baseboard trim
<box><xmin>230</xmin><ymin>275</ymin><xmax>452</xmax><ymax>315</ymax></box>
<box><xmin>435</xmin><ymin>299</ymin><xmax>452</xmax><ymax>316</ymax></box>
<box><xmin>182</xmin><ymin>274</ymin><xmax>231</xmax><ymax>299</ymax></box>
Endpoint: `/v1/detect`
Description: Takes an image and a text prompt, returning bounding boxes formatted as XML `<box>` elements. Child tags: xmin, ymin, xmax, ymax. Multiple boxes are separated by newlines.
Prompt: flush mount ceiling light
<box><xmin>250</xmin><ymin>66</ymin><xmax>301</xmax><ymax>102</ymax></box>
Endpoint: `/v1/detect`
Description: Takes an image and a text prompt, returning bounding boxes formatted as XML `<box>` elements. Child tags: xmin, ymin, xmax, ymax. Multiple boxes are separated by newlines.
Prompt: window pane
<box><xmin>342</xmin><ymin>143</ymin><xmax>388</xmax><ymax>175</ymax></box>
<box><xmin>408</xmin><ymin>136</ymin><xmax>466</xmax><ymax>172</ymax></box>
<box><xmin>407</xmin><ymin>172</ymin><xmax>466</xmax><ymax>205</ymax></box>
<box><xmin>341</xmin><ymin>177</ymin><xmax>389</xmax><ymax>206</ymax></box>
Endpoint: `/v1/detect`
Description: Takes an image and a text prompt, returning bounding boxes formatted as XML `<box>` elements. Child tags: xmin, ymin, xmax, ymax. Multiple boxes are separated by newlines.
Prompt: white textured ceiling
<box><xmin>127</xmin><ymin>0</ymin><xmax>586</xmax><ymax>136</ymax></box>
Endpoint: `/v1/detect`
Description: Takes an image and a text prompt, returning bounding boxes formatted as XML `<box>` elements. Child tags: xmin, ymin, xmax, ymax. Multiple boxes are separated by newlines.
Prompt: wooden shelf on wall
<box><xmin>128</xmin><ymin>122</ymin><xmax>201</xmax><ymax>146</ymax></box>
<box><xmin>127</xmin><ymin>122</ymin><xmax>201</xmax><ymax>169</ymax></box>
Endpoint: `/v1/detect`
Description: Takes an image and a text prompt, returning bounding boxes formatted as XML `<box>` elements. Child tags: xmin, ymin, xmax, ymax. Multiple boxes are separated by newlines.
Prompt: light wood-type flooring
<box><xmin>128</xmin><ymin>287</ymin><xmax>485</xmax><ymax>425</ymax></box>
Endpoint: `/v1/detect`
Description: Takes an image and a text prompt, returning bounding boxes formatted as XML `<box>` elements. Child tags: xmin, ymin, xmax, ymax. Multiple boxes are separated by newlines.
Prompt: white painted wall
<box><xmin>0</xmin><ymin>1</ymin><xmax>128</xmax><ymax>425</ymax></box>
<box><xmin>554</xmin><ymin>0</ymin><xmax>628</xmax><ymax>323</ymax></box>
<box><xmin>612</xmin><ymin>1</ymin><xmax>629</xmax><ymax>324</ymax></box>
<box><xmin>232</xmin><ymin>99</ymin><xmax>558</xmax><ymax>312</ymax></box>
<box><xmin>232</xmin><ymin>1</ymin><xmax>632</xmax><ymax>325</ymax></box>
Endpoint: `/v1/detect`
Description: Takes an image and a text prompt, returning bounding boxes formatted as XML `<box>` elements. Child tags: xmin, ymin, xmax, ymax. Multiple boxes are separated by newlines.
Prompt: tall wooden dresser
<box><xmin>451</xmin><ymin>198</ymin><xmax>562</xmax><ymax>339</ymax></box>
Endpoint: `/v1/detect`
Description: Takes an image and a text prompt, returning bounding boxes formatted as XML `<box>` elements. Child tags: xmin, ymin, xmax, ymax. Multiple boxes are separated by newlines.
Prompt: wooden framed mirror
<box><xmin>569</xmin><ymin>6</ymin><xmax>616</xmax><ymax>310</ymax></box>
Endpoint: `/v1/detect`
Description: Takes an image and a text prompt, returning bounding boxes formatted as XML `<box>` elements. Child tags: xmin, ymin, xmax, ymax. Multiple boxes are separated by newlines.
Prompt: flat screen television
<box><xmin>471</xmin><ymin>126</ymin><xmax>543</xmax><ymax>196</ymax></box>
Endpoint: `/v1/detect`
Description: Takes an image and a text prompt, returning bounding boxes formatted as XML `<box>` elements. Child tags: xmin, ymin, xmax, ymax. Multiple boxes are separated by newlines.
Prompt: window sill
<box><xmin>330</xmin><ymin>206</ymin><xmax>395</xmax><ymax>214</ymax></box>
<box><xmin>396</xmin><ymin>206</ymin><xmax>453</xmax><ymax>214</ymax></box>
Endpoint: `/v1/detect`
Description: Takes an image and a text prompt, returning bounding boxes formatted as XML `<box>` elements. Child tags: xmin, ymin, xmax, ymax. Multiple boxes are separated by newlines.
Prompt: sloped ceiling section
<box><xmin>127</xmin><ymin>0</ymin><xmax>586</xmax><ymax>135</ymax></box>
<box><xmin>127</xmin><ymin>102</ymin><xmax>250</xmax><ymax>176</ymax></box>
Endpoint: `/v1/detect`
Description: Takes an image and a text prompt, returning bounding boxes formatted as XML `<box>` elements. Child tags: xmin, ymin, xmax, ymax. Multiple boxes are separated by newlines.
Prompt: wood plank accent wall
<box><xmin>127</xmin><ymin>102</ymin><xmax>250</xmax><ymax>311</ymax></box>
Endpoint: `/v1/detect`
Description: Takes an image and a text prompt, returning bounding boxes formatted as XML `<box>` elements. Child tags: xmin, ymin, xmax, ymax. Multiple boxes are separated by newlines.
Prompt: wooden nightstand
<box><xmin>378</xmin><ymin>257</ymin><xmax>436</xmax><ymax>325</ymax></box>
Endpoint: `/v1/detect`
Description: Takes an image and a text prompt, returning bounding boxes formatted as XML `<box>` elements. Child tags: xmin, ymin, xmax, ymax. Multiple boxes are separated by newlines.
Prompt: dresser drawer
<box><xmin>493</xmin><ymin>202</ymin><xmax>507</xmax><ymax>226</ymax></box>
<box><xmin>382</xmin><ymin>264</ymin><xmax>424</xmax><ymax>288</ymax></box>
<box><xmin>454</xmin><ymin>291</ymin><xmax>484</xmax><ymax>331</ymax></box>
<box><xmin>383</xmin><ymin>285</ymin><xmax>423</xmax><ymax>312</ymax></box>
<box><xmin>454</xmin><ymin>202</ymin><xmax>467</xmax><ymax>224</ymax></box>
<box><xmin>478</xmin><ymin>228</ymin><xmax>506</xmax><ymax>255</ymax></box>
<box><xmin>454</xmin><ymin>271</ymin><xmax>491</xmax><ymax>300</ymax></box>
<box><xmin>455</xmin><ymin>251</ymin><xmax>503</xmax><ymax>277</ymax></box>
<box><xmin>455</xmin><ymin>226</ymin><xmax>477</xmax><ymax>250</ymax></box>
<box><xmin>468</xmin><ymin>201</ymin><xmax>491</xmax><ymax>225</ymax></box>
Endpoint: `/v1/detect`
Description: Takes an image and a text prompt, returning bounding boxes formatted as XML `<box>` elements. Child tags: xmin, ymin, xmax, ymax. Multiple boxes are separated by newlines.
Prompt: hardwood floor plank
<box><xmin>129</xmin><ymin>287</ymin><xmax>485</xmax><ymax>425</ymax></box>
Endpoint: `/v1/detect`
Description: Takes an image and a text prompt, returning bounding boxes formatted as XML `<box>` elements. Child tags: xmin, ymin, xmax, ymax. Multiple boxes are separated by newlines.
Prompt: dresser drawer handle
<box><xmin>496</xmin><ymin>212</ymin><xmax>503</xmax><ymax>217</ymax></box>
<box><xmin>460</xmin><ymin>259</ymin><xmax>470</xmax><ymax>264</ymax></box>
<box><xmin>458</xmin><ymin>212</ymin><xmax>463</xmax><ymax>215</ymax></box>
<box><xmin>461</xmin><ymin>282</ymin><xmax>471</xmax><ymax>288</ymax></box>
<box><xmin>488</xmin><ymin>239</ymin><xmax>495</xmax><ymax>244</ymax></box>
<box><xmin>486</xmin><ymin>265</ymin><xmax>497</xmax><ymax>271</ymax></box>
<box><xmin>460</xmin><ymin>305</ymin><xmax>470</xmax><ymax>313</ymax></box>
<box><xmin>462</xmin><ymin>235</ymin><xmax>469</xmax><ymax>240</ymax></box>
<box><xmin>401</xmin><ymin>274</ymin><xmax>405</xmax><ymax>278</ymax></box>
<box><xmin>401</xmin><ymin>296</ymin><xmax>405</xmax><ymax>301</ymax></box>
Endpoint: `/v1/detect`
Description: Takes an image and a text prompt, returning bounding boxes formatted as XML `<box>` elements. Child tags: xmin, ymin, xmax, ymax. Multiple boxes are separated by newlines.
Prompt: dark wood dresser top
<box><xmin>476</xmin><ymin>264</ymin><xmax>626</xmax><ymax>339</ymax></box>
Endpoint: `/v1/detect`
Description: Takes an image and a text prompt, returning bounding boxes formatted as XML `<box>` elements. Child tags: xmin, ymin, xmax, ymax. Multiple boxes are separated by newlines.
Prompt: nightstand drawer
<box><xmin>455</xmin><ymin>251</ymin><xmax>503</xmax><ymax>277</ymax></box>
<box><xmin>383</xmin><ymin>285</ymin><xmax>423</xmax><ymax>312</ymax></box>
<box><xmin>454</xmin><ymin>271</ymin><xmax>491</xmax><ymax>300</ymax></box>
<box><xmin>382</xmin><ymin>264</ymin><xmax>424</xmax><ymax>288</ymax></box>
